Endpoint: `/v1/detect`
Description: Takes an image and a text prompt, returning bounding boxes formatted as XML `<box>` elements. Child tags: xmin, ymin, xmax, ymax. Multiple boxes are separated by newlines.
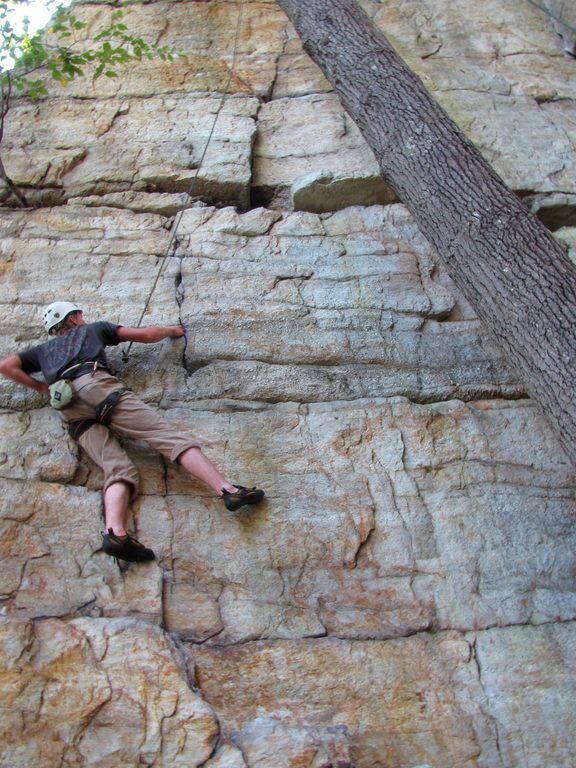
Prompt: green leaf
<box><xmin>0</xmin><ymin>0</ymin><xmax>185</xmax><ymax>109</ymax></box>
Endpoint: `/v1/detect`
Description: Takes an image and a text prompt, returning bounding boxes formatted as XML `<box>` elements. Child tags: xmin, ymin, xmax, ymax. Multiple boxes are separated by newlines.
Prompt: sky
<box><xmin>1</xmin><ymin>0</ymin><xmax>73</xmax><ymax>70</ymax></box>
<box><xmin>10</xmin><ymin>0</ymin><xmax>68</xmax><ymax>35</ymax></box>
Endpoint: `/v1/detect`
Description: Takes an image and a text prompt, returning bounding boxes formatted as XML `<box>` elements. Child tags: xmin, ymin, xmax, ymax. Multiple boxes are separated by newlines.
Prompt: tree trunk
<box><xmin>277</xmin><ymin>0</ymin><xmax>576</xmax><ymax>466</ymax></box>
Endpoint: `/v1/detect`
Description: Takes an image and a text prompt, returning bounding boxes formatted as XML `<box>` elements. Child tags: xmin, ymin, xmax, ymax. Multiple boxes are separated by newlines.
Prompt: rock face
<box><xmin>0</xmin><ymin>1</ymin><xmax>575</xmax><ymax>766</ymax></box>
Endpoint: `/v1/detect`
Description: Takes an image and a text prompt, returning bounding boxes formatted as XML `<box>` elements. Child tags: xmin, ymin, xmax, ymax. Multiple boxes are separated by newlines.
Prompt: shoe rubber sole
<box><xmin>223</xmin><ymin>486</ymin><xmax>265</xmax><ymax>512</ymax></box>
<box><xmin>102</xmin><ymin>529</ymin><xmax>155</xmax><ymax>562</ymax></box>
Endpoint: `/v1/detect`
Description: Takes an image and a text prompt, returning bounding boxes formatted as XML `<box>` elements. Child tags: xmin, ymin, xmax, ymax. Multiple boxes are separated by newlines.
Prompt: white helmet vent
<box><xmin>42</xmin><ymin>301</ymin><xmax>82</xmax><ymax>334</ymax></box>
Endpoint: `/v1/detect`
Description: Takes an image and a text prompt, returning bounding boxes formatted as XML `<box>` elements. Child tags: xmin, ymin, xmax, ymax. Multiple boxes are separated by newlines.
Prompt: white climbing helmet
<box><xmin>42</xmin><ymin>301</ymin><xmax>82</xmax><ymax>334</ymax></box>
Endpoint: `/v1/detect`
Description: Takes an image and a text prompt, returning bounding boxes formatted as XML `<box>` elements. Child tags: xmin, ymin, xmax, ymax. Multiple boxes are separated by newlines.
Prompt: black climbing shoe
<box><xmin>221</xmin><ymin>485</ymin><xmax>265</xmax><ymax>512</ymax></box>
<box><xmin>101</xmin><ymin>528</ymin><xmax>155</xmax><ymax>562</ymax></box>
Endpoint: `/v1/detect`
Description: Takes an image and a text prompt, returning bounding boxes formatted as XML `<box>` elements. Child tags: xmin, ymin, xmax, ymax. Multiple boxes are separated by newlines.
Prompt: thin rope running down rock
<box><xmin>123</xmin><ymin>0</ymin><xmax>245</xmax><ymax>362</ymax></box>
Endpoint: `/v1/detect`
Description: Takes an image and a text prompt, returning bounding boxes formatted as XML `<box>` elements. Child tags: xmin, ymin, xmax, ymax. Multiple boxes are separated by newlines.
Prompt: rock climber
<box><xmin>0</xmin><ymin>301</ymin><xmax>265</xmax><ymax>563</ymax></box>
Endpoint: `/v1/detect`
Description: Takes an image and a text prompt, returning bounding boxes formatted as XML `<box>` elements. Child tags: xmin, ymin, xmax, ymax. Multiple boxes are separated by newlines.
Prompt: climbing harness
<box><xmin>123</xmin><ymin>0</ymin><xmax>246</xmax><ymax>361</ymax></box>
<box><xmin>49</xmin><ymin>361</ymin><xmax>106</xmax><ymax>410</ymax></box>
<box><xmin>67</xmin><ymin>388</ymin><xmax>128</xmax><ymax>442</ymax></box>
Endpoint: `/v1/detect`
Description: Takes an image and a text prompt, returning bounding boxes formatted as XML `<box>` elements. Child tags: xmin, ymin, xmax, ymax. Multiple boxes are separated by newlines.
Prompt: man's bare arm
<box><xmin>116</xmin><ymin>325</ymin><xmax>186</xmax><ymax>344</ymax></box>
<box><xmin>0</xmin><ymin>354</ymin><xmax>50</xmax><ymax>395</ymax></box>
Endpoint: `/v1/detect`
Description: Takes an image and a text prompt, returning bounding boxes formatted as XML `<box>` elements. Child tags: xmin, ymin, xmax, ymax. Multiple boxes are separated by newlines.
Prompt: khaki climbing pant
<box><xmin>61</xmin><ymin>370</ymin><xmax>200</xmax><ymax>497</ymax></box>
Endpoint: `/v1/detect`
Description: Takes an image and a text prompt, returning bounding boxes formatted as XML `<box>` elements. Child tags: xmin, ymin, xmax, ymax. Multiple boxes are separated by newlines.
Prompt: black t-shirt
<box><xmin>19</xmin><ymin>321</ymin><xmax>121</xmax><ymax>385</ymax></box>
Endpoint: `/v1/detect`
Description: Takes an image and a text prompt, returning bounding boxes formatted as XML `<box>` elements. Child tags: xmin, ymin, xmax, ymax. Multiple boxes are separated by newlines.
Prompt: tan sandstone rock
<box><xmin>0</xmin><ymin>0</ymin><xmax>574</xmax><ymax>766</ymax></box>
<box><xmin>0</xmin><ymin>617</ymin><xmax>218</xmax><ymax>767</ymax></box>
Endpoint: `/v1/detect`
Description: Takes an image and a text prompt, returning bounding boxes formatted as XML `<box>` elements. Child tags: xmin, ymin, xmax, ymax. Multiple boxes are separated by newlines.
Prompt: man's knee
<box><xmin>77</xmin><ymin>423</ymin><xmax>140</xmax><ymax>495</ymax></box>
<box><xmin>174</xmin><ymin>444</ymin><xmax>202</xmax><ymax>464</ymax></box>
<box><xmin>103</xmin><ymin>473</ymin><xmax>139</xmax><ymax>500</ymax></box>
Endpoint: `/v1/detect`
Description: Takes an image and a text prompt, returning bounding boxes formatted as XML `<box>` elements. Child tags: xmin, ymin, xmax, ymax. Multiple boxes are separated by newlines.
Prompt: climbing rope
<box><xmin>525</xmin><ymin>0</ymin><xmax>576</xmax><ymax>37</ymax></box>
<box><xmin>123</xmin><ymin>0</ymin><xmax>245</xmax><ymax>360</ymax></box>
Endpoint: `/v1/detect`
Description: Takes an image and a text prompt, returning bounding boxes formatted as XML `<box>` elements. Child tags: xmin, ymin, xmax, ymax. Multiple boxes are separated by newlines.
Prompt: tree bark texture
<box><xmin>277</xmin><ymin>0</ymin><xmax>576</xmax><ymax>466</ymax></box>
